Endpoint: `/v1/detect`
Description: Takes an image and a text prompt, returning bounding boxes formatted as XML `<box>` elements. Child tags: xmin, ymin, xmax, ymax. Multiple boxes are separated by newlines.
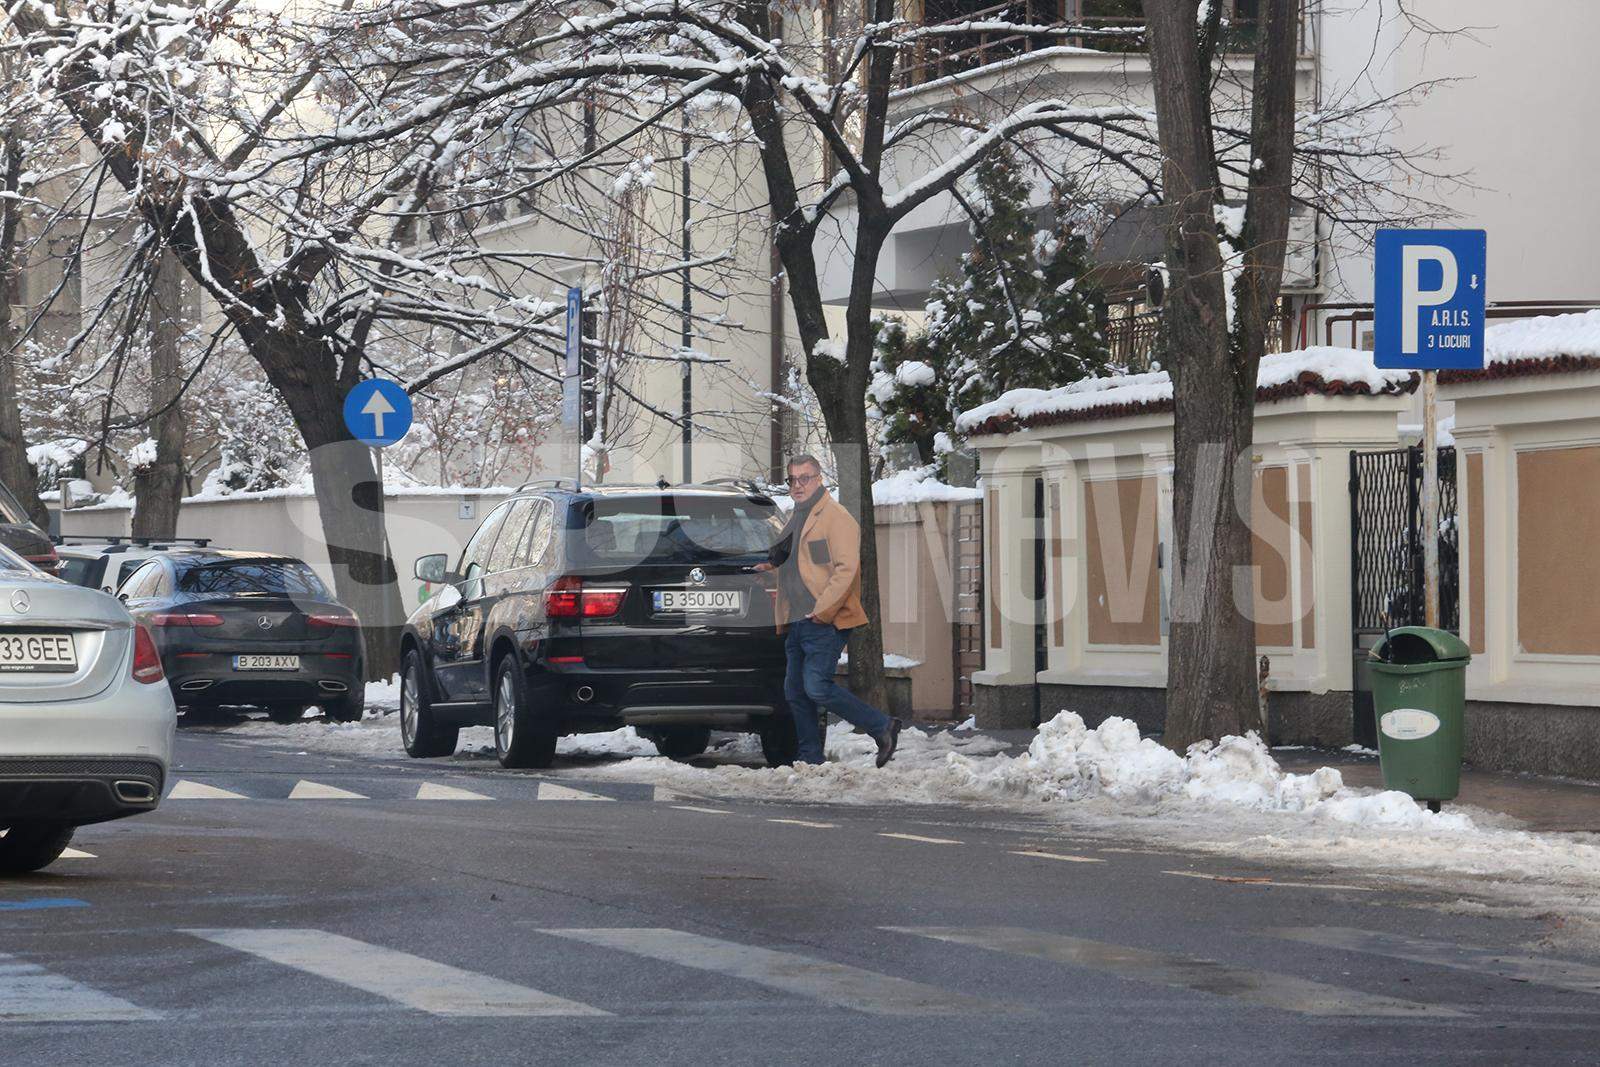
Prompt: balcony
<box><xmin>898</xmin><ymin>0</ymin><xmax>1301</xmax><ymax>89</ymax></box>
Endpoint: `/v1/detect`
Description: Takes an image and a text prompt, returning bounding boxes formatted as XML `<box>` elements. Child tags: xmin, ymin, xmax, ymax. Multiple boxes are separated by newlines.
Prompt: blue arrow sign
<box><xmin>1374</xmin><ymin>228</ymin><xmax>1487</xmax><ymax>371</ymax></box>
<box><xmin>343</xmin><ymin>378</ymin><xmax>413</xmax><ymax>448</ymax></box>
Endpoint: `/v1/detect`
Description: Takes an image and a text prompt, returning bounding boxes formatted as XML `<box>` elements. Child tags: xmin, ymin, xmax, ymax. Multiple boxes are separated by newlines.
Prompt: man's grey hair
<box><xmin>786</xmin><ymin>453</ymin><xmax>824</xmax><ymax>473</ymax></box>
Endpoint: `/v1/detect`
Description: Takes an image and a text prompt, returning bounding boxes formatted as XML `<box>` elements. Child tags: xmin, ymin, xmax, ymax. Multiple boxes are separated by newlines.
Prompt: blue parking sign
<box><xmin>1374</xmin><ymin>229</ymin><xmax>1486</xmax><ymax>370</ymax></box>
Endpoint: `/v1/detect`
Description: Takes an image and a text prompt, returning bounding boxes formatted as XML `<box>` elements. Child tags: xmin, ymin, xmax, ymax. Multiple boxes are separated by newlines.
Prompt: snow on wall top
<box><xmin>1440</xmin><ymin>309</ymin><xmax>1600</xmax><ymax>384</ymax></box>
<box><xmin>956</xmin><ymin>346</ymin><xmax>1417</xmax><ymax>436</ymax></box>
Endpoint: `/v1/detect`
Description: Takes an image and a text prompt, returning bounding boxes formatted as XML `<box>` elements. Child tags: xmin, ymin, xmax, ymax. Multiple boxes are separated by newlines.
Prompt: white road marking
<box><xmin>182</xmin><ymin>929</ymin><xmax>607</xmax><ymax>1017</ymax></box>
<box><xmin>878</xmin><ymin>832</ymin><xmax>962</xmax><ymax>845</ymax></box>
<box><xmin>167</xmin><ymin>780</ymin><xmax>248</xmax><ymax>800</ymax></box>
<box><xmin>886</xmin><ymin>927</ymin><xmax>1462</xmax><ymax>1018</ymax></box>
<box><xmin>415</xmin><ymin>782</ymin><xmax>491</xmax><ymax>801</ymax></box>
<box><xmin>59</xmin><ymin>848</ymin><xmax>96</xmax><ymax>860</ymax></box>
<box><xmin>652</xmin><ymin>786</ymin><xmax>691</xmax><ymax>802</ymax></box>
<box><xmin>541</xmin><ymin>928</ymin><xmax>995</xmax><ymax>1015</ymax></box>
<box><xmin>287</xmin><ymin>780</ymin><xmax>367</xmax><ymax>800</ymax></box>
<box><xmin>1274</xmin><ymin>927</ymin><xmax>1600</xmax><ymax>995</ymax></box>
<box><xmin>0</xmin><ymin>954</ymin><xmax>161</xmax><ymax>1022</ymax></box>
<box><xmin>538</xmin><ymin>783</ymin><xmax>616</xmax><ymax>802</ymax></box>
<box><xmin>1010</xmin><ymin>850</ymin><xmax>1103</xmax><ymax>864</ymax></box>
<box><xmin>671</xmin><ymin>805</ymin><xmax>734</xmax><ymax>816</ymax></box>
<box><xmin>1164</xmin><ymin>870</ymin><xmax>1373</xmax><ymax>891</ymax></box>
<box><xmin>768</xmin><ymin>818</ymin><xmax>836</xmax><ymax>829</ymax></box>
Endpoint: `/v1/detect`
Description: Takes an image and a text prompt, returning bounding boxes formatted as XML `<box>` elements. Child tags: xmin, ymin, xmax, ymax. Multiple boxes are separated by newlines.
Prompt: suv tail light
<box><xmin>131</xmin><ymin>625</ymin><xmax>164</xmax><ymax>684</ymax></box>
<box><xmin>150</xmin><ymin>612</ymin><xmax>225</xmax><ymax>627</ymax></box>
<box><xmin>25</xmin><ymin>549</ymin><xmax>60</xmax><ymax>576</ymax></box>
<box><xmin>545</xmin><ymin>576</ymin><xmax>627</xmax><ymax>619</ymax></box>
<box><xmin>308</xmin><ymin>612</ymin><xmax>360</xmax><ymax>629</ymax></box>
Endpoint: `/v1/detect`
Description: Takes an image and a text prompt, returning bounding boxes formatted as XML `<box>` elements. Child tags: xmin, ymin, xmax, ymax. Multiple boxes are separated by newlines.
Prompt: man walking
<box><xmin>757</xmin><ymin>454</ymin><xmax>902</xmax><ymax>767</ymax></box>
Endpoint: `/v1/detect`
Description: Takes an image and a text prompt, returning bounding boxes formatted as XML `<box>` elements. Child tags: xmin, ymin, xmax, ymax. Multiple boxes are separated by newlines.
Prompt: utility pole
<box><xmin>680</xmin><ymin>127</ymin><xmax>693</xmax><ymax>484</ymax></box>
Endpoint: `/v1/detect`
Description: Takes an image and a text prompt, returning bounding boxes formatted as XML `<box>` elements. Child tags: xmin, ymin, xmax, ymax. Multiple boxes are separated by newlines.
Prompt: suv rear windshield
<box><xmin>178</xmin><ymin>559</ymin><xmax>332</xmax><ymax>598</ymax></box>
<box><xmin>578</xmin><ymin>496</ymin><xmax>781</xmax><ymax>564</ymax></box>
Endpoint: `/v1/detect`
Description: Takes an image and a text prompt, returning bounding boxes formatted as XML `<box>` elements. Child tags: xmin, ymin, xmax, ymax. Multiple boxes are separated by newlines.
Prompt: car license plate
<box><xmin>653</xmin><ymin>589</ymin><xmax>742</xmax><ymax>614</ymax></box>
<box><xmin>0</xmin><ymin>631</ymin><xmax>77</xmax><ymax>673</ymax></box>
<box><xmin>233</xmin><ymin>654</ymin><xmax>301</xmax><ymax>671</ymax></box>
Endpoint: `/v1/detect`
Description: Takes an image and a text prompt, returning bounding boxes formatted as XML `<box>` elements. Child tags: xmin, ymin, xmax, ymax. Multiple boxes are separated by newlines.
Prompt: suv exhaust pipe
<box><xmin>114</xmin><ymin>780</ymin><xmax>157</xmax><ymax>804</ymax></box>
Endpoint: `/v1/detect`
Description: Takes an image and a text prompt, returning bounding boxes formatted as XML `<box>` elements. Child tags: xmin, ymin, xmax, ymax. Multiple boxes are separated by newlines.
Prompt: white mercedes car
<box><xmin>0</xmin><ymin>541</ymin><xmax>176</xmax><ymax>873</ymax></box>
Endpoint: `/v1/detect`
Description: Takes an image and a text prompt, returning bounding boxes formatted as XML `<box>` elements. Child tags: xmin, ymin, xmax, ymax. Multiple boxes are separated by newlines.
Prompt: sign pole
<box><xmin>1421</xmin><ymin>369</ymin><xmax>1440</xmax><ymax>628</ymax></box>
<box><xmin>1373</xmin><ymin>227</ymin><xmax>1485</xmax><ymax>633</ymax></box>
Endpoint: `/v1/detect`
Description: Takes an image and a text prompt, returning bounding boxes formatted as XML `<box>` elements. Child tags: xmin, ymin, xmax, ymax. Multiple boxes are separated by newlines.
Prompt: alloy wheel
<box><xmin>400</xmin><ymin>664</ymin><xmax>419</xmax><ymax>748</ymax></box>
<box><xmin>496</xmin><ymin>670</ymin><xmax>516</xmax><ymax>755</ymax></box>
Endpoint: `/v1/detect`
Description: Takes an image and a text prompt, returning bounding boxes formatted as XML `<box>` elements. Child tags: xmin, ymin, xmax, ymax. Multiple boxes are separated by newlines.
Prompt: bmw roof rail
<box><xmin>515</xmin><ymin>478</ymin><xmax>580</xmax><ymax>492</ymax></box>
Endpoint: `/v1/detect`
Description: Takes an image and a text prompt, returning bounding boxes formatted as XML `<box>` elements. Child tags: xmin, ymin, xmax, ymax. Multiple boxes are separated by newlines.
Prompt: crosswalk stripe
<box><xmin>0</xmin><ymin>954</ymin><xmax>160</xmax><ymax>1022</ymax></box>
<box><xmin>538</xmin><ymin>783</ymin><xmax>615</xmax><ymax>802</ymax></box>
<box><xmin>1273</xmin><ymin>927</ymin><xmax>1600</xmax><ymax>995</ymax></box>
<box><xmin>182</xmin><ymin>929</ymin><xmax>607</xmax><ymax>1017</ymax></box>
<box><xmin>671</xmin><ymin>805</ymin><xmax>733</xmax><ymax>816</ymax></box>
<box><xmin>1010</xmin><ymin>850</ymin><xmax>1103</xmax><ymax>864</ymax></box>
<box><xmin>768</xmin><ymin>818</ymin><xmax>836</xmax><ymax>829</ymax></box>
<box><xmin>652</xmin><ymin>786</ymin><xmax>691</xmax><ymax>802</ymax></box>
<box><xmin>415</xmin><ymin>782</ymin><xmax>491</xmax><ymax>800</ymax></box>
<box><xmin>886</xmin><ymin>927</ymin><xmax>1463</xmax><ymax>1018</ymax></box>
<box><xmin>287</xmin><ymin>780</ymin><xmax>366</xmax><ymax>800</ymax></box>
<box><xmin>59</xmin><ymin>847</ymin><xmax>96</xmax><ymax>860</ymax></box>
<box><xmin>168</xmin><ymin>780</ymin><xmax>247</xmax><ymax>800</ymax></box>
<box><xmin>878</xmin><ymin>832</ymin><xmax>962</xmax><ymax>845</ymax></box>
<box><xmin>541</xmin><ymin>928</ymin><xmax>995</xmax><ymax>1015</ymax></box>
<box><xmin>1165</xmin><ymin>870</ymin><xmax>1372</xmax><ymax>891</ymax></box>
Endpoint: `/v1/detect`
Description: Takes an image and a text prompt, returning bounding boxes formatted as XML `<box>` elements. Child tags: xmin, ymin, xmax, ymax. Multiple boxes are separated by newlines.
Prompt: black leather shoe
<box><xmin>875</xmin><ymin>718</ymin><xmax>903</xmax><ymax>768</ymax></box>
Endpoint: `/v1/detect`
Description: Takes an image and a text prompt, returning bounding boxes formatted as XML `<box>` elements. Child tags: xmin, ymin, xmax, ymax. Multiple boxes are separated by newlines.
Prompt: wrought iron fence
<box><xmin>1349</xmin><ymin>446</ymin><xmax>1460</xmax><ymax>636</ymax></box>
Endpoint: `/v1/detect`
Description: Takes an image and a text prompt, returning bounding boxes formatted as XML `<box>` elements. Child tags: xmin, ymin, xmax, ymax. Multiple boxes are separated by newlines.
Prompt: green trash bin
<box><xmin>1368</xmin><ymin>626</ymin><xmax>1471</xmax><ymax>811</ymax></box>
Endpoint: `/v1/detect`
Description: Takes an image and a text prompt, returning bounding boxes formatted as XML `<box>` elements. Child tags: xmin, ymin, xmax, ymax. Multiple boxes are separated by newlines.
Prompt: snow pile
<box><xmin>872</xmin><ymin>464</ymin><xmax>981</xmax><ymax>506</ymax></box>
<box><xmin>956</xmin><ymin>347</ymin><xmax>1416</xmax><ymax>432</ymax></box>
<box><xmin>573</xmin><ymin>711</ymin><xmax>1474</xmax><ymax>833</ymax></box>
<box><xmin>1484</xmin><ymin>309</ymin><xmax>1600</xmax><ymax>364</ymax></box>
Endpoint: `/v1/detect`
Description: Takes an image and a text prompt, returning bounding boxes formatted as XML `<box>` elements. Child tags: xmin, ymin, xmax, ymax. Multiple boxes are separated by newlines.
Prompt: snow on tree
<box><xmin>872</xmin><ymin>148</ymin><xmax>1113</xmax><ymax>474</ymax></box>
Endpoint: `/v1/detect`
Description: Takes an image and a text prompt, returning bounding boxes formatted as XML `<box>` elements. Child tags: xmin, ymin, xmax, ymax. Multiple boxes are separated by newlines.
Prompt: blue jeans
<box><xmin>783</xmin><ymin>618</ymin><xmax>892</xmax><ymax>764</ymax></box>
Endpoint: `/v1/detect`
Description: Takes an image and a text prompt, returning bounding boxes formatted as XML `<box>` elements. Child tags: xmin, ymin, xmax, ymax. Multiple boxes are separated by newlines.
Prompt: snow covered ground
<box><xmin>211</xmin><ymin>690</ymin><xmax>1600</xmax><ymax>945</ymax></box>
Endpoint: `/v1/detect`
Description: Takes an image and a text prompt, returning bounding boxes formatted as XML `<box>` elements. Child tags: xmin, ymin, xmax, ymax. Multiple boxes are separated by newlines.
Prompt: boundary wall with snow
<box><xmin>963</xmin><ymin>314</ymin><xmax>1600</xmax><ymax>779</ymax></box>
<box><xmin>963</xmin><ymin>349</ymin><xmax>1412</xmax><ymax>745</ymax></box>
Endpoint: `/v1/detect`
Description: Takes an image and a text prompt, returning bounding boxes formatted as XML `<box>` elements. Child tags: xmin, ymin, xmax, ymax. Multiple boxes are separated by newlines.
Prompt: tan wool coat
<box><xmin>774</xmin><ymin>491</ymin><xmax>869</xmax><ymax>632</ymax></box>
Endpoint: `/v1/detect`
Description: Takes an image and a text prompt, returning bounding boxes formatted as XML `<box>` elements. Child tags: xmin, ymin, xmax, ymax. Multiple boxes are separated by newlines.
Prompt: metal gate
<box><xmin>951</xmin><ymin>499</ymin><xmax>985</xmax><ymax>717</ymax></box>
<box><xmin>1348</xmin><ymin>445</ymin><xmax>1460</xmax><ymax>746</ymax></box>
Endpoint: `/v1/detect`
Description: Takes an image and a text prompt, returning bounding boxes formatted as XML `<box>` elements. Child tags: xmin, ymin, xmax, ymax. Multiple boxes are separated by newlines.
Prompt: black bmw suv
<box><xmin>399</xmin><ymin>482</ymin><xmax>797</xmax><ymax>768</ymax></box>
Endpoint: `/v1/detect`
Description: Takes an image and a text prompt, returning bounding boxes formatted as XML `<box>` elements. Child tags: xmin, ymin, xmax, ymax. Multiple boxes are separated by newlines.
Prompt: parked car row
<box><xmin>3</xmin><ymin>474</ymin><xmax>804</xmax><ymax>870</ymax></box>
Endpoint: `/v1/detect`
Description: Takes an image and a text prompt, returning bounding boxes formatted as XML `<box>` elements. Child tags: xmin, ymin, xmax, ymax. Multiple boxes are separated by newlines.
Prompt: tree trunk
<box><xmin>1146</xmin><ymin>0</ymin><xmax>1262</xmax><ymax>751</ymax></box>
<box><xmin>131</xmin><ymin>251</ymin><xmax>186</xmax><ymax>539</ymax></box>
<box><xmin>0</xmin><ymin>129</ymin><xmax>48</xmax><ymax>528</ymax></box>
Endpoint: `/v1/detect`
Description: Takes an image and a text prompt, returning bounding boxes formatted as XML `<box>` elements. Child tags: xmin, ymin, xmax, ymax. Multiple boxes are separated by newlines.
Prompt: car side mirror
<box><xmin>414</xmin><ymin>553</ymin><xmax>455</xmax><ymax>584</ymax></box>
<box><xmin>117</xmin><ymin>592</ymin><xmax>130</xmax><ymax>602</ymax></box>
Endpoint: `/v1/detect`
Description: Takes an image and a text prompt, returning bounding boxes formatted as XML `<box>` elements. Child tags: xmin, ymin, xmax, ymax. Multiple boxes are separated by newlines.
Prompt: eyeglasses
<box><xmin>786</xmin><ymin>473</ymin><xmax>820</xmax><ymax>487</ymax></box>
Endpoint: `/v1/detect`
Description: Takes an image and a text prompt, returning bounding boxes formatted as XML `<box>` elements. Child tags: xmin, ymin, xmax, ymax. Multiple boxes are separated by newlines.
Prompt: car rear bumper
<box><xmin>166</xmin><ymin>657</ymin><xmax>362</xmax><ymax>706</ymax></box>
<box><xmin>0</xmin><ymin>756</ymin><xmax>166</xmax><ymax>826</ymax></box>
<box><xmin>530</xmin><ymin>665</ymin><xmax>787</xmax><ymax>733</ymax></box>
<box><xmin>0</xmin><ymin>679</ymin><xmax>174</xmax><ymax>826</ymax></box>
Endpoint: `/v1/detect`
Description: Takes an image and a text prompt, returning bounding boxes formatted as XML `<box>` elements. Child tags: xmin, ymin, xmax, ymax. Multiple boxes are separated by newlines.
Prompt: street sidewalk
<box><xmin>933</xmin><ymin>724</ymin><xmax>1600</xmax><ymax>834</ymax></box>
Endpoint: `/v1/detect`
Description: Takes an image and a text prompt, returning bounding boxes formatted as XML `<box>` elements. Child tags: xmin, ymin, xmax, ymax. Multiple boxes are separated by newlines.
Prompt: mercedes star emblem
<box><xmin>688</xmin><ymin>567</ymin><xmax>707</xmax><ymax>585</ymax></box>
<box><xmin>9</xmin><ymin>589</ymin><xmax>30</xmax><ymax>614</ymax></box>
<box><xmin>257</xmin><ymin>615</ymin><xmax>274</xmax><ymax>630</ymax></box>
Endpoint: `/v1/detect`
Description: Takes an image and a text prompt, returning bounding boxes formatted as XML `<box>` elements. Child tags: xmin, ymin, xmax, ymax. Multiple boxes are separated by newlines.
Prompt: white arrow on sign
<box><xmin>361</xmin><ymin>390</ymin><xmax>396</xmax><ymax>438</ymax></box>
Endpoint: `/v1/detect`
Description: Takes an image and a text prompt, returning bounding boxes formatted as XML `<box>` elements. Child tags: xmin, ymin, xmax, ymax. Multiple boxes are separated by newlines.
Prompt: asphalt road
<box><xmin>4</xmin><ymin>724</ymin><xmax>1598</xmax><ymax>1065</ymax></box>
